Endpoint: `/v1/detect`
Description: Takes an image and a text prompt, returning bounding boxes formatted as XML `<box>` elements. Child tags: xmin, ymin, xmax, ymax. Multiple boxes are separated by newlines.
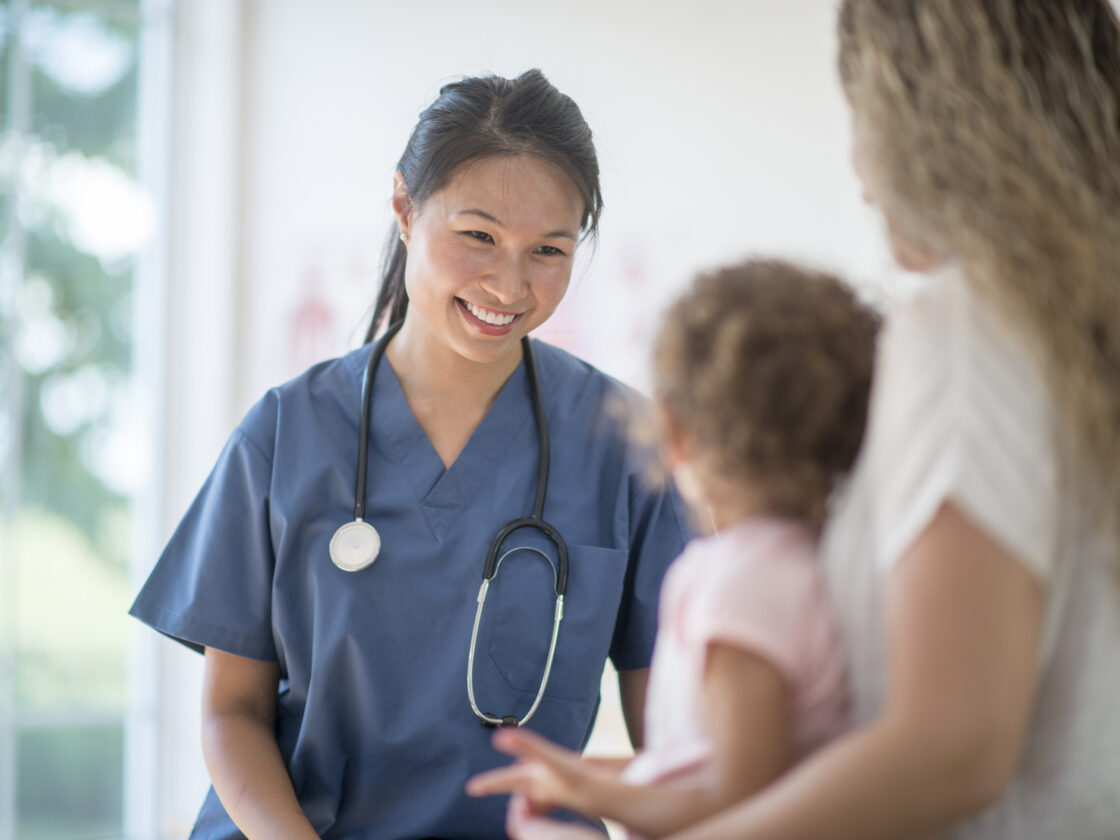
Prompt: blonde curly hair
<box><xmin>653</xmin><ymin>260</ymin><xmax>880</xmax><ymax>529</ymax></box>
<box><xmin>838</xmin><ymin>0</ymin><xmax>1120</xmax><ymax>555</ymax></box>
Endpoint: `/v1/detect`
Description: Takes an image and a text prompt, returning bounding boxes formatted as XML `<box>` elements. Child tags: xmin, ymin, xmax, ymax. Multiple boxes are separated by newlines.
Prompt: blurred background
<box><xmin>0</xmin><ymin>1</ymin><xmax>897</xmax><ymax>837</ymax></box>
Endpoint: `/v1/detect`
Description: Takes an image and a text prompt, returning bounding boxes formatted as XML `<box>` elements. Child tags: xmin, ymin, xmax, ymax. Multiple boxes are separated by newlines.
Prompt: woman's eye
<box><xmin>463</xmin><ymin>230</ymin><xmax>494</xmax><ymax>244</ymax></box>
<box><xmin>536</xmin><ymin>245</ymin><xmax>566</xmax><ymax>257</ymax></box>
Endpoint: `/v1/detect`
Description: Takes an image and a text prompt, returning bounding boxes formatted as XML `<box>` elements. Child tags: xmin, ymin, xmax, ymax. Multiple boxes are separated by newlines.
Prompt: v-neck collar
<box><xmin>366</xmin><ymin>346</ymin><xmax>537</xmax><ymax>543</ymax></box>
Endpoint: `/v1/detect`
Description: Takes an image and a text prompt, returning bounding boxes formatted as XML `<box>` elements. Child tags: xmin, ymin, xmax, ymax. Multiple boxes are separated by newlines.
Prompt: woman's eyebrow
<box><xmin>456</xmin><ymin>208</ymin><xmax>577</xmax><ymax>240</ymax></box>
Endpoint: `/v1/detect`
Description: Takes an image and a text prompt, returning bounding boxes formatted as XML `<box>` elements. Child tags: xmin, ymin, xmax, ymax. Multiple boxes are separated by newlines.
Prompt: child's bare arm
<box><xmin>692</xmin><ymin>643</ymin><xmax>792</xmax><ymax>812</ymax></box>
<box><xmin>467</xmin><ymin>644</ymin><xmax>791</xmax><ymax>837</ymax></box>
<box><xmin>598</xmin><ymin>644</ymin><xmax>791</xmax><ymax>837</ymax></box>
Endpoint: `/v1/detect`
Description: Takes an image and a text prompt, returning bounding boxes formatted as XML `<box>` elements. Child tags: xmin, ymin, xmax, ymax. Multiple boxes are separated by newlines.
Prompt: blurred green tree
<box><xmin>1</xmin><ymin>2</ymin><xmax>144</xmax><ymax>837</ymax></box>
<box><xmin>2</xmin><ymin>0</ymin><xmax>140</xmax><ymax>567</ymax></box>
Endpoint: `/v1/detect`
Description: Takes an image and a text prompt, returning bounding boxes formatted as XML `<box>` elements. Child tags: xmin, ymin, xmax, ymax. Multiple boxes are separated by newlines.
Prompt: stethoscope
<box><xmin>328</xmin><ymin>321</ymin><xmax>569</xmax><ymax>728</ymax></box>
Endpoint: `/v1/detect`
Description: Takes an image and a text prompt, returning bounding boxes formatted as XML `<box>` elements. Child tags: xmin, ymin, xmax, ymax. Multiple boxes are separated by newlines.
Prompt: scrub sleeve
<box><xmin>133</xmin><ymin>425</ymin><xmax>279</xmax><ymax>661</ymax></box>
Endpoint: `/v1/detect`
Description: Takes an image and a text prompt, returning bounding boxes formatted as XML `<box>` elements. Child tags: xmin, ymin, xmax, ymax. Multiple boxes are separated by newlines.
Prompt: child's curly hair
<box><xmin>653</xmin><ymin>259</ymin><xmax>881</xmax><ymax>528</ymax></box>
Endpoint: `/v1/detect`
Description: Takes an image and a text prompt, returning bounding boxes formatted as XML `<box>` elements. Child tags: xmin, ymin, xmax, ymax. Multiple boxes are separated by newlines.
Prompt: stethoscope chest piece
<box><xmin>330</xmin><ymin>519</ymin><xmax>381</xmax><ymax>572</ymax></box>
<box><xmin>331</xmin><ymin>321</ymin><xmax>402</xmax><ymax>574</ymax></box>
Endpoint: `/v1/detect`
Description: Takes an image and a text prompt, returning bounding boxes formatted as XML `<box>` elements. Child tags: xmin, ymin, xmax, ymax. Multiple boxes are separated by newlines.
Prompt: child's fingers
<box><xmin>506</xmin><ymin>794</ymin><xmax>584</xmax><ymax>840</ymax></box>
<box><xmin>507</xmin><ymin>794</ymin><xmax>565</xmax><ymax>840</ymax></box>
<box><xmin>465</xmin><ymin>763</ymin><xmax>538</xmax><ymax>797</ymax></box>
<box><xmin>505</xmin><ymin>793</ymin><xmax>534</xmax><ymax>835</ymax></box>
<box><xmin>582</xmin><ymin>755</ymin><xmax>629</xmax><ymax>774</ymax></box>
<box><xmin>508</xmin><ymin>805</ymin><xmax>607</xmax><ymax>840</ymax></box>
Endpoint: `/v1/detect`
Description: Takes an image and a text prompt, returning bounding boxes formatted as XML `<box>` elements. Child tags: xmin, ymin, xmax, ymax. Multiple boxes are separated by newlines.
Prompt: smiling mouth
<box><xmin>459</xmin><ymin>299</ymin><xmax>520</xmax><ymax>327</ymax></box>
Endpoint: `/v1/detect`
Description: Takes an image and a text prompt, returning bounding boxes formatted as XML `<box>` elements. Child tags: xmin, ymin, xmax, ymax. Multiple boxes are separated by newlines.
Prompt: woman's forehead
<box><xmin>430</xmin><ymin>155</ymin><xmax>585</xmax><ymax>229</ymax></box>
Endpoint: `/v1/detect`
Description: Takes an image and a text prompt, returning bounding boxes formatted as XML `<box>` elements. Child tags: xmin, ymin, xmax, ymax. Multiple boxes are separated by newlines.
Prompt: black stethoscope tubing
<box><xmin>352</xmin><ymin>320</ymin><xmax>403</xmax><ymax>524</ymax></box>
<box><xmin>344</xmin><ymin>321</ymin><xmax>568</xmax><ymax>727</ymax></box>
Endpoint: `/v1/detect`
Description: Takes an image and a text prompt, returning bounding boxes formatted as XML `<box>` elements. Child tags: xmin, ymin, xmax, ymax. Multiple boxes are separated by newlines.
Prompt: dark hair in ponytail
<box><xmin>364</xmin><ymin>69</ymin><xmax>603</xmax><ymax>343</ymax></box>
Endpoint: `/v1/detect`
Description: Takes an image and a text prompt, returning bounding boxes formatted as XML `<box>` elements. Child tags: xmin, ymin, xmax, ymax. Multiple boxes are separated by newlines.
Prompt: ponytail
<box><xmin>365</xmin><ymin>228</ymin><xmax>408</xmax><ymax>343</ymax></box>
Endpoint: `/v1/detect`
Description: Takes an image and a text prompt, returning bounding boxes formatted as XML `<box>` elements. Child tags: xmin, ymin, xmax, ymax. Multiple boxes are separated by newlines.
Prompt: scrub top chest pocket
<box><xmin>481</xmin><ymin>536</ymin><xmax>628</xmax><ymax>706</ymax></box>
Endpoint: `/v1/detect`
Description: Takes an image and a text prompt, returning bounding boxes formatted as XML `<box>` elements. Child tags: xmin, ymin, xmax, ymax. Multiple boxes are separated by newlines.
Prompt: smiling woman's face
<box><xmin>393</xmin><ymin>154</ymin><xmax>585</xmax><ymax>369</ymax></box>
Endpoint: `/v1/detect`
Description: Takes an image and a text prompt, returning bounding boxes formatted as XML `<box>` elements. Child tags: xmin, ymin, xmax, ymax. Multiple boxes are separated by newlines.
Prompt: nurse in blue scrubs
<box><xmin>130</xmin><ymin>68</ymin><xmax>688</xmax><ymax>839</ymax></box>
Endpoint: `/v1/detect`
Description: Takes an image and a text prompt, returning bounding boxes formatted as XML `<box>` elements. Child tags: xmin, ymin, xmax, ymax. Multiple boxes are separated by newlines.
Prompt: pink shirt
<box><xmin>625</xmin><ymin>518</ymin><xmax>848</xmax><ymax>787</ymax></box>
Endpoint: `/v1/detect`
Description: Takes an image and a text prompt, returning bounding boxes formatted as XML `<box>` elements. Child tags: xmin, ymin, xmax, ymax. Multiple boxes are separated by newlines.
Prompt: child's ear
<box><xmin>657</xmin><ymin>406</ymin><xmax>693</xmax><ymax>471</ymax></box>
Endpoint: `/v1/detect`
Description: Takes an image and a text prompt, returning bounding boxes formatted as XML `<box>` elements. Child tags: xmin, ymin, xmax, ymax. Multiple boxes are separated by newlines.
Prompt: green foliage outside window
<box><xmin>1</xmin><ymin>2</ymin><xmax>146</xmax><ymax>836</ymax></box>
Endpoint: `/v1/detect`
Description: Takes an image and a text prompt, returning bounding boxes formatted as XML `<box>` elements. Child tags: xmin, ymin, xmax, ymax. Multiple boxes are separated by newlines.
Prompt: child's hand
<box><xmin>465</xmin><ymin>728</ymin><xmax>609</xmax><ymax>817</ymax></box>
<box><xmin>505</xmin><ymin>793</ymin><xmax>609</xmax><ymax>840</ymax></box>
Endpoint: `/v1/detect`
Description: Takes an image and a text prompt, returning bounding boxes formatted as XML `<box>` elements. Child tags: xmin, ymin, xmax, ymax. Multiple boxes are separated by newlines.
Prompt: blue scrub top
<box><xmin>130</xmin><ymin>339</ymin><xmax>689</xmax><ymax>839</ymax></box>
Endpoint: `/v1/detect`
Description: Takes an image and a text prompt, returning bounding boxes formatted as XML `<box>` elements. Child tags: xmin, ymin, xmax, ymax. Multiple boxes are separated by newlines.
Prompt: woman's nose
<box><xmin>480</xmin><ymin>254</ymin><xmax>529</xmax><ymax>303</ymax></box>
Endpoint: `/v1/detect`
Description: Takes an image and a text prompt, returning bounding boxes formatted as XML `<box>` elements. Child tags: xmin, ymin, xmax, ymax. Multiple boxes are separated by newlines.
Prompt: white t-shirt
<box><xmin>822</xmin><ymin>268</ymin><xmax>1120</xmax><ymax>839</ymax></box>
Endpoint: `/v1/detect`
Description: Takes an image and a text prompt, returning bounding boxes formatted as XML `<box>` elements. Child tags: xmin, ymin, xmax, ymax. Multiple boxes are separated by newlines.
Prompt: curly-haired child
<box><xmin>467</xmin><ymin>259</ymin><xmax>881</xmax><ymax>838</ymax></box>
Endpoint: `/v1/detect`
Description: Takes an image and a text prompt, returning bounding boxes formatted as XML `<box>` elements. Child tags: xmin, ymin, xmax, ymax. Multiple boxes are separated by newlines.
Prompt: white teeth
<box><xmin>464</xmin><ymin>301</ymin><xmax>517</xmax><ymax>326</ymax></box>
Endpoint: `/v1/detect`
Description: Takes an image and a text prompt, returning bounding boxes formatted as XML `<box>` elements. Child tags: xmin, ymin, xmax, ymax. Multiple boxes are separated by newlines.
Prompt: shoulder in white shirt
<box><xmin>822</xmin><ymin>268</ymin><xmax>1120</xmax><ymax>839</ymax></box>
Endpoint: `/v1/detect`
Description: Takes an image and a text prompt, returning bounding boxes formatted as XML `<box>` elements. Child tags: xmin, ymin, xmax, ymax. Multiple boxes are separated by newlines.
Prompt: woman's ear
<box><xmin>392</xmin><ymin>172</ymin><xmax>413</xmax><ymax>244</ymax></box>
<box><xmin>886</xmin><ymin>222</ymin><xmax>944</xmax><ymax>273</ymax></box>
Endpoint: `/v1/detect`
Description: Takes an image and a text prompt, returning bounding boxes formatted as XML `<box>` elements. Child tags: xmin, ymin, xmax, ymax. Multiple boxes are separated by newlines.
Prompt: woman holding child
<box><xmin>470</xmin><ymin>1</ymin><xmax>1120</xmax><ymax>837</ymax></box>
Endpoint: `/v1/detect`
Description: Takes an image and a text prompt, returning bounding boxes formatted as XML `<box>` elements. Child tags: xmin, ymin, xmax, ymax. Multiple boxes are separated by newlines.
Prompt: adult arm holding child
<box><xmin>496</xmin><ymin>509</ymin><xmax>1045</xmax><ymax>840</ymax></box>
<box><xmin>657</xmin><ymin>504</ymin><xmax>1045</xmax><ymax>840</ymax></box>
